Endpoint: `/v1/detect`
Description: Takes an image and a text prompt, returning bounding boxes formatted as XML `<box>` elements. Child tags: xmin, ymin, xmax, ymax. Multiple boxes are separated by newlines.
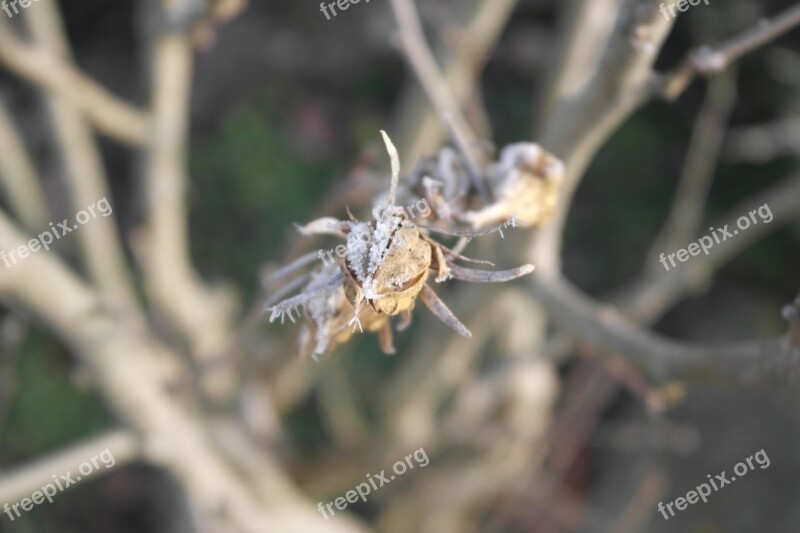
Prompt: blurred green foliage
<box><xmin>189</xmin><ymin>96</ymin><xmax>337</xmax><ymax>294</ymax></box>
<box><xmin>0</xmin><ymin>333</ymin><xmax>110</xmax><ymax>467</ymax></box>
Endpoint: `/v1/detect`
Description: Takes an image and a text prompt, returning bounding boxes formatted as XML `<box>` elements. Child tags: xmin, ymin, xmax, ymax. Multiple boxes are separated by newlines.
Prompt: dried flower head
<box><xmin>267</xmin><ymin>131</ymin><xmax>537</xmax><ymax>359</ymax></box>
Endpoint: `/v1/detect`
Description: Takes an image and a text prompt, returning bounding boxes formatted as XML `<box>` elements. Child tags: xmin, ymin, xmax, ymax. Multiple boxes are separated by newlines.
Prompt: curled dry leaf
<box><xmin>266</xmin><ymin>131</ymin><xmax>537</xmax><ymax>360</ymax></box>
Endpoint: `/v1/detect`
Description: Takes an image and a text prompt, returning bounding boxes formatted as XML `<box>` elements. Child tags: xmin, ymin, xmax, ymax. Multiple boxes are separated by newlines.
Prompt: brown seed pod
<box><xmin>267</xmin><ymin>131</ymin><xmax>536</xmax><ymax>359</ymax></box>
<box><xmin>344</xmin><ymin>208</ymin><xmax>432</xmax><ymax>321</ymax></box>
<box><xmin>463</xmin><ymin>143</ymin><xmax>564</xmax><ymax>229</ymax></box>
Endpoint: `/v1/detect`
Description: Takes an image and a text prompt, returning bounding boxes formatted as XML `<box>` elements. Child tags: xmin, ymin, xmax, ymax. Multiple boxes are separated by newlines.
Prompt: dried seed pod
<box><xmin>464</xmin><ymin>143</ymin><xmax>564</xmax><ymax>229</ymax></box>
<box><xmin>344</xmin><ymin>207</ymin><xmax>432</xmax><ymax>321</ymax></box>
<box><xmin>267</xmin><ymin>131</ymin><xmax>536</xmax><ymax>359</ymax></box>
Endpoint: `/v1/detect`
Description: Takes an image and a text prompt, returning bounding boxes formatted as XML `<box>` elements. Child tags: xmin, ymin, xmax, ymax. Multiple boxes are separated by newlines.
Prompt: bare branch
<box><xmin>0</xmin><ymin>98</ymin><xmax>48</xmax><ymax>231</ymax></box>
<box><xmin>139</xmin><ymin>1</ymin><xmax>236</xmax><ymax>374</ymax></box>
<box><xmin>623</xmin><ymin>173</ymin><xmax>800</xmax><ymax>322</ymax></box>
<box><xmin>0</xmin><ymin>210</ymin><xmax>364</xmax><ymax>533</ymax></box>
<box><xmin>394</xmin><ymin>0</ymin><xmax>518</xmax><ymax>164</ymax></box>
<box><xmin>534</xmin><ymin>0</ymin><xmax>674</xmax><ymax>273</ymax></box>
<box><xmin>0</xmin><ymin>17</ymin><xmax>148</xmax><ymax>146</ymax></box>
<box><xmin>0</xmin><ymin>429</ymin><xmax>141</xmax><ymax>505</ymax></box>
<box><xmin>388</xmin><ymin>0</ymin><xmax>489</xmax><ymax>199</ymax></box>
<box><xmin>25</xmin><ymin>1</ymin><xmax>144</xmax><ymax>322</ymax></box>
<box><xmin>657</xmin><ymin>3</ymin><xmax>800</xmax><ymax>100</ymax></box>
<box><xmin>530</xmin><ymin>272</ymin><xmax>798</xmax><ymax>386</ymax></box>
<box><xmin>646</xmin><ymin>70</ymin><xmax>738</xmax><ymax>269</ymax></box>
<box><xmin>537</xmin><ymin>0</ymin><xmax>622</xmax><ymax>126</ymax></box>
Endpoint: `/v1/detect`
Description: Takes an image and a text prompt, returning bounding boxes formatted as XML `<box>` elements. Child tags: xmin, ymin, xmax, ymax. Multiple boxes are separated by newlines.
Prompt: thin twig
<box><xmin>623</xmin><ymin>173</ymin><xmax>800</xmax><ymax>322</ymax></box>
<box><xmin>534</xmin><ymin>1</ymin><xmax>674</xmax><ymax>274</ymax></box>
<box><xmin>529</xmin><ymin>271</ymin><xmax>798</xmax><ymax>386</ymax></box>
<box><xmin>0</xmin><ymin>429</ymin><xmax>141</xmax><ymax>505</ymax></box>
<box><xmin>140</xmin><ymin>0</ymin><xmax>235</xmax><ymax>370</ymax></box>
<box><xmin>388</xmin><ymin>0</ymin><xmax>490</xmax><ymax>200</ymax></box>
<box><xmin>394</xmin><ymin>0</ymin><xmax>517</xmax><ymax>165</ymax></box>
<box><xmin>25</xmin><ymin>1</ymin><xmax>144</xmax><ymax>324</ymax></box>
<box><xmin>646</xmin><ymin>70</ymin><xmax>738</xmax><ymax>270</ymax></box>
<box><xmin>657</xmin><ymin>3</ymin><xmax>800</xmax><ymax>100</ymax></box>
<box><xmin>0</xmin><ymin>98</ymin><xmax>48</xmax><ymax>231</ymax></box>
<box><xmin>0</xmin><ymin>17</ymin><xmax>148</xmax><ymax>146</ymax></box>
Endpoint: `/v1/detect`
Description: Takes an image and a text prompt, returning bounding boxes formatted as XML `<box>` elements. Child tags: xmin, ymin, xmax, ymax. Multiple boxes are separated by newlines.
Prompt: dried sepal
<box><xmin>419</xmin><ymin>284</ymin><xmax>472</xmax><ymax>338</ymax></box>
<box><xmin>447</xmin><ymin>262</ymin><xmax>534</xmax><ymax>283</ymax></box>
<box><xmin>295</xmin><ymin>217</ymin><xmax>348</xmax><ymax>238</ymax></box>
<box><xmin>266</xmin><ymin>271</ymin><xmax>344</xmax><ymax>323</ymax></box>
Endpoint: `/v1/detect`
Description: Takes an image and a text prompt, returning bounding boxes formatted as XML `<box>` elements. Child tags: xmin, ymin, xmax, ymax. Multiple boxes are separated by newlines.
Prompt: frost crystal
<box><xmin>346</xmin><ymin>222</ymin><xmax>372</xmax><ymax>284</ymax></box>
<box><xmin>346</xmin><ymin>206</ymin><xmax>406</xmax><ymax>302</ymax></box>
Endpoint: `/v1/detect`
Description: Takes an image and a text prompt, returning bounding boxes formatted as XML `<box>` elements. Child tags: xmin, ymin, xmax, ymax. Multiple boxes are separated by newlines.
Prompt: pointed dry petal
<box><xmin>448</xmin><ymin>262</ymin><xmax>534</xmax><ymax>283</ymax></box>
<box><xmin>381</xmin><ymin>130</ymin><xmax>401</xmax><ymax>205</ymax></box>
<box><xmin>417</xmin><ymin>224</ymin><xmax>503</xmax><ymax>239</ymax></box>
<box><xmin>419</xmin><ymin>284</ymin><xmax>472</xmax><ymax>338</ymax></box>
<box><xmin>264</xmin><ymin>252</ymin><xmax>318</xmax><ymax>286</ymax></box>
<box><xmin>295</xmin><ymin>217</ymin><xmax>348</xmax><ymax>238</ymax></box>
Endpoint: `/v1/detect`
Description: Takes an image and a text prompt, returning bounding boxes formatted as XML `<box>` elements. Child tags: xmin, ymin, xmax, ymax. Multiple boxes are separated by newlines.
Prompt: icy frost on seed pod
<box><xmin>345</xmin><ymin>205</ymin><xmax>431</xmax><ymax>315</ymax></box>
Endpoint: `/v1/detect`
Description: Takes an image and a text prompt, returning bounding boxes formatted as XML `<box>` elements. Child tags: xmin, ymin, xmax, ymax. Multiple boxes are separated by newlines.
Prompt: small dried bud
<box><xmin>464</xmin><ymin>143</ymin><xmax>564</xmax><ymax>229</ymax></box>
